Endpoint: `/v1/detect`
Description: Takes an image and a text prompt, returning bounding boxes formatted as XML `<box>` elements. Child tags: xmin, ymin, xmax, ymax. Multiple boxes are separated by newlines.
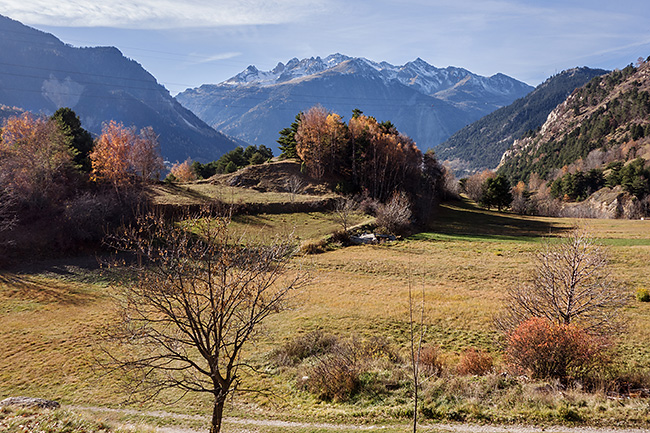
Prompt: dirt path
<box><xmin>67</xmin><ymin>405</ymin><xmax>649</xmax><ymax>433</ymax></box>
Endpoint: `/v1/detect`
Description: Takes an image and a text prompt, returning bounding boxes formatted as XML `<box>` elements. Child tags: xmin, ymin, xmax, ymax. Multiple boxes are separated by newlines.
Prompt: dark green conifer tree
<box><xmin>51</xmin><ymin>107</ymin><xmax>94</xmax><ymax>173</ymax></box>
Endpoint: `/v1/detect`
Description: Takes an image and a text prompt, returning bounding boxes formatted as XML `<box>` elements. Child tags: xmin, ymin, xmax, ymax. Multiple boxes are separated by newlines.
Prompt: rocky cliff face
<box><xmin>0</xmin><ymin>15</ymin><xmax>239</xmax><ymax>162</ymax></box>
<box><xmin>176</xmin><ymin>54</ymin><xmax>533</xmax><ymax>152</ymax></box>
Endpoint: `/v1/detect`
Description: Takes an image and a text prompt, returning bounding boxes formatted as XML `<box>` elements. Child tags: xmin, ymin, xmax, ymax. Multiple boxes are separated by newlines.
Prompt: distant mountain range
<box><xmin>436</xmin><ymin>67</ymin><xmax>609</xmax><ymax>177</ymax></box>
<box><xmin>0</xmin><ymin>15</ymin><xmax>238</xmax><ymax>163</ymax></box>
<box><xmin>176</xmin><ymin>54</ymin><xmax>534</xmax><ymax>152</ymax></box>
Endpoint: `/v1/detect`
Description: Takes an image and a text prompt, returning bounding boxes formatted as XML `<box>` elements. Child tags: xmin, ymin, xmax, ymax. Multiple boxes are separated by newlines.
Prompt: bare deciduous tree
<box><xmin>333</xmin><ymin>197</ymin><xmax>357</xmax><ymax>232</ymax></box>
<box><xmin>462</xmin><ymin>170</ymin><xmax>494</xmax><ymax>203</ymax></box>
<box><xmin>376</xmin><ymin>191</ymin><xmax>412</xmax><ymax>235</ymax></box>
<box><xmin>285</xmin><ymin>175</ymin><xmax>304</xmax><ymax>203</ymax></box>
<box><xmin>408</xmin><ymin>276</ymin><xmax>425</xmax><ymax>433</ymax></box>
<box><xmin>498</xmin><ymin>229</ymin><xmax>628</xmax><ymax>335</ymax></box>
<box><xmin>103</xmin><ymin>211</ymin><xmax>306</xmax><ymax>433</ymax></box>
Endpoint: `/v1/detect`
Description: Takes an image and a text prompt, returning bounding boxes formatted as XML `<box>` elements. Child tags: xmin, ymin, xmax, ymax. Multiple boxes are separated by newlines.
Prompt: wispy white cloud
<box><xmin>0</xmin><ymin>0</ymin><xmax>329</xmax><ymax>28</ymax></box>
<box><xmin>191</xmin><ymin>51</ymin><xmax>242</xmax><ymax>64</ymax></box>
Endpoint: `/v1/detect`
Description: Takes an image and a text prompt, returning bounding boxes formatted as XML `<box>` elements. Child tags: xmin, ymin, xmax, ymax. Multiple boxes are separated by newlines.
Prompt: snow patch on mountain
<box><xmin>217</xmin><ymin>53</ymin><xmax>526</xmax><ymax>100</ymax></box>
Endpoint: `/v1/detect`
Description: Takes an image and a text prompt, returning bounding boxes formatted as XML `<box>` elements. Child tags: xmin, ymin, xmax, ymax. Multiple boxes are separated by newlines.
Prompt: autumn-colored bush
<box><xmin>456</xmin><ymin>347</ymin><xmax>494</xmax><ymax>376</ymax></box>
<box><xmin>506</xmin><ymin>317</ymin><xmax>609</xmax><ymax>383</ymax></box>
<box><xmin>419</xmin><ymin>345</ymin><xmax>444</xmax><ymax>376</ymax></box>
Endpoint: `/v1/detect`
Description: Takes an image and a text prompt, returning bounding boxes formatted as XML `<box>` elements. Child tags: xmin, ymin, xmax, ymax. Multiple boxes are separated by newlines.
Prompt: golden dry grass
<box><xmin>1</xmin><ymin>200</ymin><xmax>649</xmax><ymax>423</ymax></box>
<box><xmin>228</xmin><ymin>212</ymin><xmax>373</xmax><ymax>244</ymax></box>
<box><xmin>148</xmin><ymin>182</ymin><xmax>334</xmax><ymax>206</ymax></box>
<box><xmin>0</xmin><ymin>271</ymin><xmax>118</xmax><ymax>404</ymax></box>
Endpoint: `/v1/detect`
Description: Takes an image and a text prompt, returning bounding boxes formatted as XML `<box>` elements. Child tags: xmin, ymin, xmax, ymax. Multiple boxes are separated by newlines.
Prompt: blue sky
<box><xmin>2</xmin><ymin>0</ymin><xmax>650</xmax><ymax>95</ymax></box>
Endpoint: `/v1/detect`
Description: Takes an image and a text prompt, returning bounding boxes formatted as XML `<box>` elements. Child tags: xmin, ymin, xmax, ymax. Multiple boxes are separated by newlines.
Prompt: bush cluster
<box><xmin>505</xmin><ymin>317</ymin><xmax>610</xmax><ymax>384</ymax></box>
<box><xmin>456</xmin><ymin>348</ymin><xmax>494</xmax><ymax>376</ymax></box>
<box><xmin>273</xmin><ymin>332</ymin><xmax>403</xmax><ymax>402</ymax></box>
<box><xmin>636</xmin><ymin>287</ymin><xmax>650</xmax><ymax>302</ymax></box>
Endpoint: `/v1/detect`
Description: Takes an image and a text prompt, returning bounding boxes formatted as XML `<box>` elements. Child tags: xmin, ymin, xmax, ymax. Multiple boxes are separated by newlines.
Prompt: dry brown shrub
<box><xmin>299</xmin><ymin>238</ymin><xmax>328</xmax><ymax>254</ymax></box>
<box><xmin>419</xmin><ymin>345</ymin><xmax>444</xmax><ymax>376</ymax></box>
<box><xmin>456</xmin><ymin>347</ymin><xmax>494</xmax><ymax>376</ymax></box>
<box><xmin>375</xmin><ymin>191</ymin><xmax>412</xmax><ymax>235</ymax></box>
<box><xmin>272</xmin><ymin>330</ymin><xmax>338</xmax><ymax>366</ymax></box>
<box><xmin>303</xmin><ymin>340</ymin><xmax>361</xmax><ymax>402</ymax></box>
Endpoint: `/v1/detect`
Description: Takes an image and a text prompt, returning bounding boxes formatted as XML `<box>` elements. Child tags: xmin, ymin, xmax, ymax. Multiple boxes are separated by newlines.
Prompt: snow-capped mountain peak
<box><xmin>216</xmin><ymin>54</ymin><xmax>528</xmax><ymax>99</ymax></box>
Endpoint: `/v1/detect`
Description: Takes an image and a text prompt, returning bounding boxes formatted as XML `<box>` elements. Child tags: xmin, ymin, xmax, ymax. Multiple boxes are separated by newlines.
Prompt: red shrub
<box><xmin>506</xmin><ymin>317</ymin><xmax>608</xmax><ymax>382</ymax></box>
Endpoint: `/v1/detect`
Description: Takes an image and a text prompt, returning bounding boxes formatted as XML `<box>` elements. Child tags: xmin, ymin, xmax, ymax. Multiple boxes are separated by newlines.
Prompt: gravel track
<box><xmin>68</xmin><ymin>405</ymin><xmax>649</xmax><ymax>433</ymax></box>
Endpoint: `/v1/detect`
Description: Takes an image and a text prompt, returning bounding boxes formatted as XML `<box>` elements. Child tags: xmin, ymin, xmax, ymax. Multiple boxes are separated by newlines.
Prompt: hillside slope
<box><xmin>0</xmin><ymin>15</ymin><xmax>238</xmax><ymax>162</ymax></box>
<box><xmin>436</xmin><ymin>67</ymin><xmax>608</xmax><ymax>176</ymax></box>
<box><xmin>176</xmin><ymin>54</ymin><xmax>533</xmax><ymax>152</ymax></box>
<box><xmin>499</xmin><ymin>59</ymin><xmax>650</xmax><ymax>184</ymax></box>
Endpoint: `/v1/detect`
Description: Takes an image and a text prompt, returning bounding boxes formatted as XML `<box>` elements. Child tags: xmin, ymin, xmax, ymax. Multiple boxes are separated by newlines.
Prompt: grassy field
<box><xmin>1</xmin><ymin>198</ymin><xmax>649</xmax><ymax>429</ymax></box>
<box><xmin>229</xmin><ymin>211</ymin><xmax>373</xmax><ymax>244</ymax></box>
<box><xmin>149</xmin><ymin>182</ymin><xmax>334</xmax><ymax>206</ymax></box>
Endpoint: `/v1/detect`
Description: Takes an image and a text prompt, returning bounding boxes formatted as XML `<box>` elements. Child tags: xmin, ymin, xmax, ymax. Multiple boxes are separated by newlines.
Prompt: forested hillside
<box><xmin>495</xmin><ymin>58</ymin><xmax>650</xmax><ymax>218</ymax></box>
<box><xmin>500</xmin><ymin>59</ymin><xmax>650</xmax><ymax>183</ymax></box>
<box><xmin>436</xmin><ymin>67</ymin><xmax>607</xmax><ymax>176</ymax></box>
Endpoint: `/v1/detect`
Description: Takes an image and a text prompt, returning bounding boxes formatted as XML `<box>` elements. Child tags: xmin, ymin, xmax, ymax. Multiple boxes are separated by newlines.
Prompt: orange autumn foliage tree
<box><xmin>90</xmin><ymin>121</ymin><xmax>163</xmax><ymax>189</ymax></box>
<box><xmin>295</xmin><ymin>107</ymin><xmax>435</xmax><ymax>204</ymax></box>
<box><xmin>0</xmin><ymin>112</ymin><xmax>75</xmax><ymax>207</ymax></box>
<box><xmin>295</xmin><ymin>106</ymin><xmax>347</xmax><ymax>180</ymax></box>
<box><xmin>170</xmin><ymin>158</ymin><xmax>197</xmax><ymax>182</ymax></box>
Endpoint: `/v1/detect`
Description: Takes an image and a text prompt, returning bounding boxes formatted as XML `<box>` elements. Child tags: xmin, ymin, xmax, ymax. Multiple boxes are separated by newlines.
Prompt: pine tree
<box><xmin>277</xmin><ymin>114</ymin><xmax>301</xmax><ymax>160</ymax></box>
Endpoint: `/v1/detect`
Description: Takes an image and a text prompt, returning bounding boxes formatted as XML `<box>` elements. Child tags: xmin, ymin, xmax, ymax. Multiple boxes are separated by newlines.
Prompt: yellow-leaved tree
<box><xmin>90</xmin><ymin>121</ymin><xmax>163</xmax><ymax>191</ymax></box>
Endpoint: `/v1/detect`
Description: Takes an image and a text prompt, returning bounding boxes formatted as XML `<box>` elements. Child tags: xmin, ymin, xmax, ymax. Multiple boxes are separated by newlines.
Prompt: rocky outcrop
<box><xmin>0</xmin><ymin>397</ymin><xmax>60</xmax><ymax>409</ymax></box>
<box><xmin>561</xmin><ymin>186</ymin><xmax>640</xmax><ymax>219</ymax></box>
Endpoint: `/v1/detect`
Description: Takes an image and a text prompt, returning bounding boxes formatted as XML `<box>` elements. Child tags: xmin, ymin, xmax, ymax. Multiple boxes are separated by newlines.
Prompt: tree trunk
<box><xmin>209</xmin><ymin>398</ymin><xmax>225</xmax><ymax>433</ymax></box>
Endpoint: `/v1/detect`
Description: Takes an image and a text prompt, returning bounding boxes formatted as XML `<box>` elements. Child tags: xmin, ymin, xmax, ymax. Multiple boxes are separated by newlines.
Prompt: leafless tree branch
<box><xmin>100</xmin><ymin>210</ymin><xmax>307</xmax><ymax>433</ymax></box>
<box><xmin>496</xmin><ymin>229</ymin><xmax>629</xmax><ymax>336</ymax></box>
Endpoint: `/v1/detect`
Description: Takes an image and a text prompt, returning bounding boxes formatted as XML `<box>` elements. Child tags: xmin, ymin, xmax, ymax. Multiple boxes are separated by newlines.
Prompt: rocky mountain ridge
<box><xmin>176</xmin><ymin>54</ymin><xmax>533</xmax><ymax>152</ymax></box>
<box><xmin>0</xmin><ymin>14</ymin><xmax>238</xmax><ymax>163</ymax></box>
<box><xmin>436</xmin><ymin>67</ymin><xmax>609</xmax><ymax>176</ymax></box>
<box><xmin>499</xmin><ymin>59</ymin><xmax>650</xmax><ymax>183</ymax></box>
